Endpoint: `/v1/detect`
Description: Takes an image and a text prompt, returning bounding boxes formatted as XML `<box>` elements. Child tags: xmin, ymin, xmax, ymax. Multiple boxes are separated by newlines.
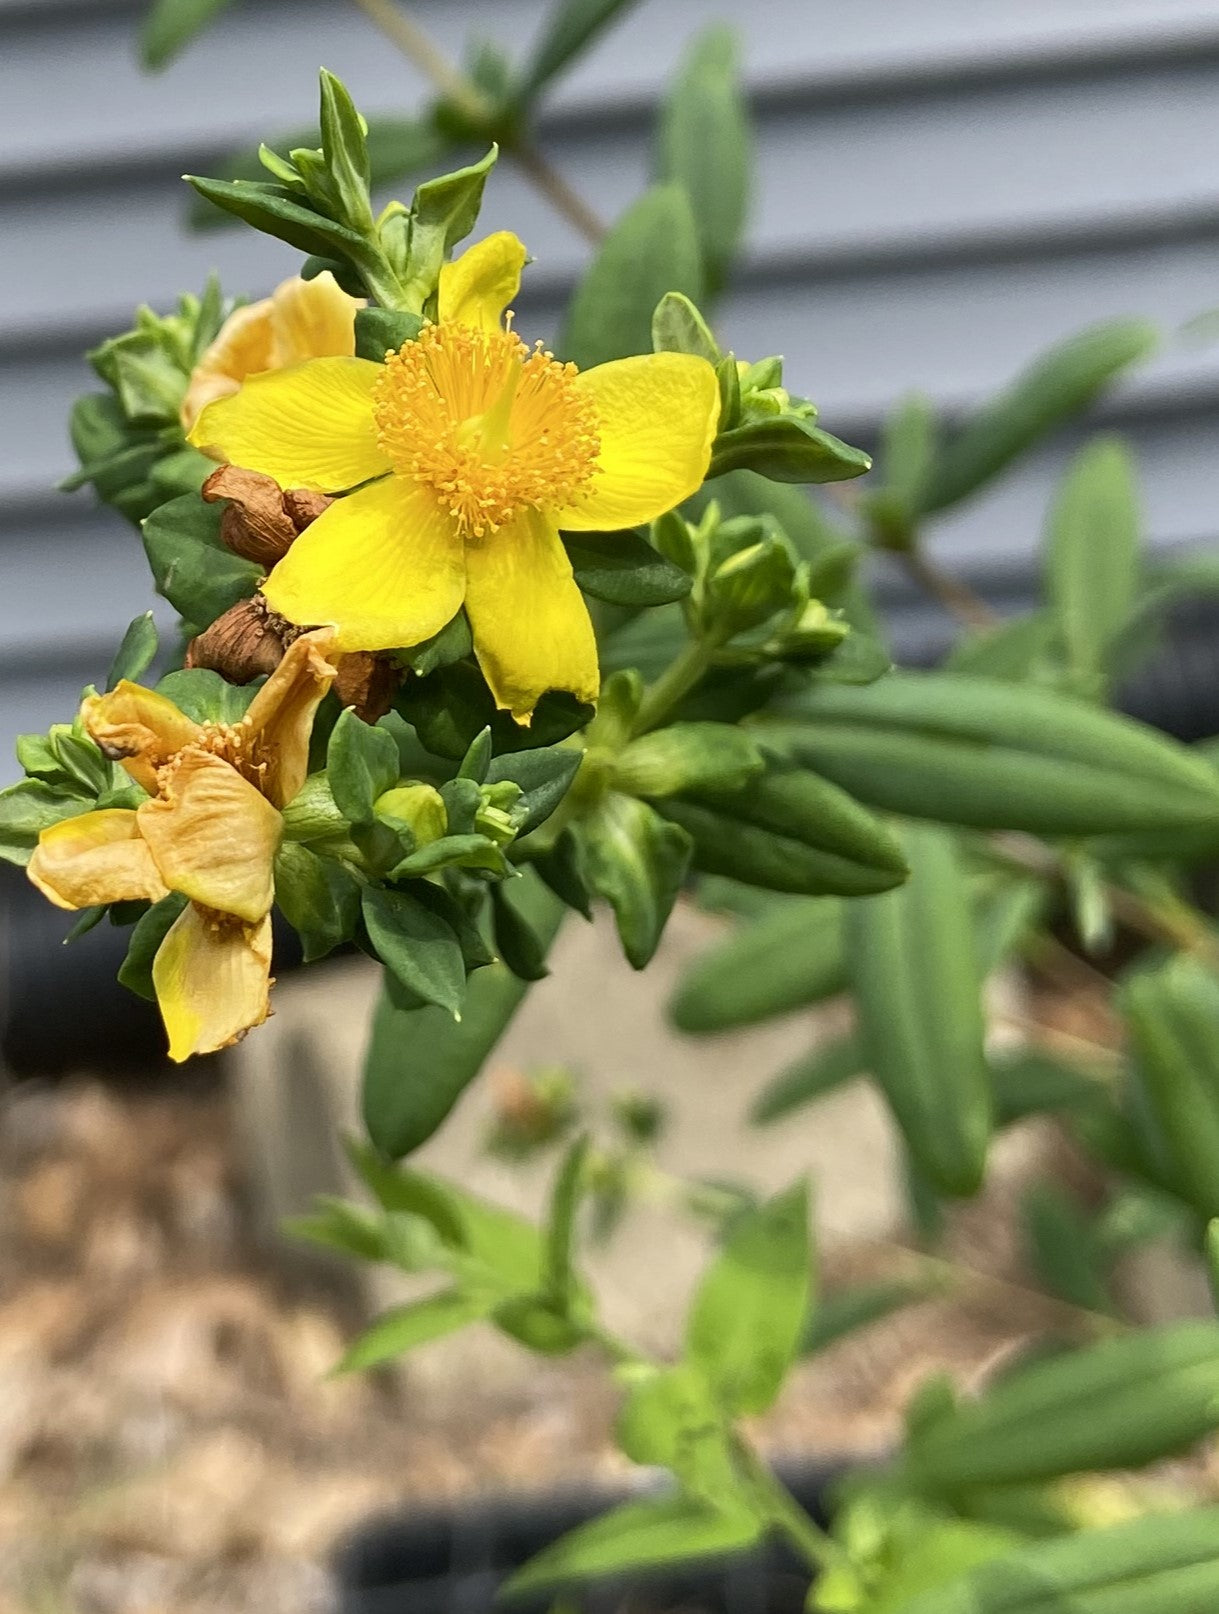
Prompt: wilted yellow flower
<box><xmin>180</xmin><ymin>272</ymin><xmax>364</xmax><ymax>432</ymax></box>
<box><xmin>28</xmin><ymin>633</ymin><xmax>337</xmax><ymax>1061</ymax></box>
<box><xmin>188</xmin><ymin>232</ymin><xmax>720</xmax><ymax>722</ymax></box>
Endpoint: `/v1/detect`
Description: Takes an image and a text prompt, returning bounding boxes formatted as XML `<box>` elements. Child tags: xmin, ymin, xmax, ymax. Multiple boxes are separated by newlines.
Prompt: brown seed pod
<box><xmin>334</xmin><ymin>652</ymin><xmax>405</xmax><ymax>724</ymax></box>
<box><xmin>185</xmin><ymin>596</ymin><xmax>290</xmax><ymax>683</ymax></box>
<box><xmin>201</xmin><ymin>467</ymin><xmax>332</xmax><ymax>567</ymax></box>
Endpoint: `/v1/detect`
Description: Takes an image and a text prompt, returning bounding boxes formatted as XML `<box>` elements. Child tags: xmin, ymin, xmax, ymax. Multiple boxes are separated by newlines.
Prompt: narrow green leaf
<box><xmin>140</xmin><ymin>0</ymin><xmax>234</xmax><ymax>70</ymax></box>
<box><xmin>686</xmin><ymin>1181</ymin><xmax>812</xmax><ymax>1415</ymax></box>
<box><xmin>485</xmin><ymin>746</ymin><xmax>581</xmax><ymax>836</ymax></box>
<box><xmin>1045</xmin><ymin>437</ymin><xmax>1141</xmax><ymax>690</ymax></box>
<box><xmin>580</xmin><ymin>792</ymin><xmax>692</xmax><ymax>969</ymax></box>
<box><xmin>185</xmin><ymin>175</ymin><xmax>377</xmax><ymax>270</ymax></box>
<box><xmin>564</xmin><ymin>528</ymin><xmax>692</xmax><ymax>606</ymax></box>
<box><xmin>327</xmin><ymin>708</ymin><xmax>399</xmax><ymax>825</ymax></box>
<box><xmin>1023</xmin><ymin>1181</ymin><xmax>1115</xmax><ymax>1316</ymax></box>
<box><xmin>361</xmin><ymin>887</ymin><xmax>466</xmax><ymax>1017</ymax></box>
<box><xmin>668</xmin><ymin>898</ymin><xmax>846</xmax><ymax>1032</ymax></box>
<box><xmin>560</xmin><ymin>185</ymin><xmax>702</xmax><ymax>371</ymax></box>
<box><xmin>915</xmin><ymin>318</ymin><xmax>1158</xmax><ymax>517</ymax></box>
<box><xmin>335</xmin><ymin>1288</ymin><xmax>493</xmax><ymax>1373</ymax></box>
<box><xmin>709</xmin><ymin>418</ymin><xmax>872</xmax><ymax>485</ymax></box>
<box><xmin>615</xmin><ymin>724</ymin><xmax>763</xmax><ymax>799</ymax></box>
<box><xmin>845</xmin><ymin>824</ymin><xmax>993</xmax><ymax>1195</ymax></box>
<box><xmin>750</xmin><ymin>1032</ymin><xmax>864</xmax><ymax>1124</ymax></box>
<box><xmin>362</xmin><ymin>876</ymin><xmax>565</xmax><ymax>1157</ymax></box>
<box><xmin>657</xmin><ymin>26</ymin><xmax>751</xmax><ymax>296</ymax></box>
<box><xmin>769</xmin><ymin>671</ymin><xmax>1219</xmax><ymax>836</ymax></box>
<box><xmin>802</xmin><ymin>1279</ymin><xmax>934</xmax><ymax>1356</ymax></box>
<box><xmin>107</xmin><ymin>613</ymin><xmax>159</xmax><ymax>690</ymax></box>
<box><xmin>544</xmin><ymin>1134</ymin><xmax>590</xmax><ymax>1302</ymax></box>
<box><xmin>512</xmin><ymin>0</ymin><xmax>644</xmax><ymax>104</ymax></box>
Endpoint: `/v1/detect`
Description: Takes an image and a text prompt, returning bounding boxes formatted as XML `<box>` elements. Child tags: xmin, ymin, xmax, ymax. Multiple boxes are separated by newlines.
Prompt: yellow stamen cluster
<box><xmin>371</xmin><ymin>323</ymin><xmax>600</xmax><ymax>538</ymax></box>
<box><xmin>154</xmin><ymin>720</ymin><xmax>269</xmax><ymax>797</ymax></box>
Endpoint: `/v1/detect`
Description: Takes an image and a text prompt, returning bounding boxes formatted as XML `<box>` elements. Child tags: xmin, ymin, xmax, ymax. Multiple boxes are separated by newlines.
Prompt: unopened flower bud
<box><xmin>185</xmin><ymin>595</ymin><xmax>291</xmax><ymax>682</ymax></box>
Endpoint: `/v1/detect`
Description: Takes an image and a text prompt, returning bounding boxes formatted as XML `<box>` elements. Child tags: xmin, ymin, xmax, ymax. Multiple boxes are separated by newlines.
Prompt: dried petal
<box><xmin>282</xmin><ymin>488</ymin><xmax>333</xmax><ymax>531</ymax></box>
<box><xmin>202</xmin><ymin>466</ymin><xmax>299</xmax><ymax>567</ymax></box>
<box><xmin>334</xmin><ymin>652</ymin><xmax>404</xmax><ymax>724</ymax></box>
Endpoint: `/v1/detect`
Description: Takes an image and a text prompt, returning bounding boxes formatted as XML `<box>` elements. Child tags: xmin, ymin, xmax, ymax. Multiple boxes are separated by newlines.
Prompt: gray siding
<box><xmin>4</xmin><ymin>0</ymin><xmax>1219</xmax><ymax>769</ymax></box>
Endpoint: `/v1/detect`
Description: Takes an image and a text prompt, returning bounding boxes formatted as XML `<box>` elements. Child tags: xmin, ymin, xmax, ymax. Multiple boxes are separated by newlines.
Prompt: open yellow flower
<box><xmin>188</xmin><ymin>232</ymin><xmax>720</xmax><ymax>722</ymax></box>
<box><xmin>181</xmin><ymin>272</ymin><xmax>365</xmax><ymax>432</ymax></box>
<box><xmin>27</xmin><ymin>632</ymin><xmax>337</xmax><ymax>1062</ymax></box>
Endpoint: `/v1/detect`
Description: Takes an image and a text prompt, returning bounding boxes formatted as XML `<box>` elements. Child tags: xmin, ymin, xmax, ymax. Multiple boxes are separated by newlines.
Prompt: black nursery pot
<box><xmin>334</xmin><ymin>1463</ymin><xmax>842</xmax><ymax>1614</ymax></box>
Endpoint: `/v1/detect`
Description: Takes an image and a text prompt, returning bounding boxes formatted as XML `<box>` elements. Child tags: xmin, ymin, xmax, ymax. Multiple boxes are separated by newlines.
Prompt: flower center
<box><xmin>371</xmin><ymin>323</ymin><xmax>600</xmax><ymax>538</ymax></box>
<box><xmin>154</xmin><ymin>721</ymin><xmax>269</xmax><ymax>797</ymax></box>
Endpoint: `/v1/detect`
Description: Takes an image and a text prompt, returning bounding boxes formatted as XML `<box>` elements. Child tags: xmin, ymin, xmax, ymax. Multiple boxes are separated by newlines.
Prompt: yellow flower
<box><xmin>187</xmin><ymin>232</ymin><xmax>720</xmax><ymax>723</ymax></box>
<box><xmin>27</xmin><ymin>633</ymin><xmax>337</xmax><ymax>1062</ymax></box>
<box><xmin>180</xmin><ymin>272</ymin><xmax>365</xmax><ymax>432</ymax></box>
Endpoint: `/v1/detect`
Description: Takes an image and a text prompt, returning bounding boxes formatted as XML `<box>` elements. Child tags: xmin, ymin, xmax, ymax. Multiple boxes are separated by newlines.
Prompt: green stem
<box><xmin>732</xmin><ymin>1435</ymin><xmax>844</xmax><ymax>1576</ymax></box>
<box><xmin>631</xmin><ymin>639</ymin><xmax>716</xmax><ymax>736</ymax></box>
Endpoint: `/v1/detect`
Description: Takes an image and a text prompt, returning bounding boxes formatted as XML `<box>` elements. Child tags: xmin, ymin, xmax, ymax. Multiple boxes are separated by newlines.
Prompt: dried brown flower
<box><xmin>201</xmin><ymin>467</ymin><xmax>331</xmax><ymax>568</ymax></box>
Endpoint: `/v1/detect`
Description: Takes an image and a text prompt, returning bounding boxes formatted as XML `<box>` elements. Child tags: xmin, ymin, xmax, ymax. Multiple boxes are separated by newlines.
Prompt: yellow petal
<box><xmin>188</xmin><ymin>357</ymin><xmax>389</xmax><ymax>493</ymax></box>
<box><xmin>438</xmin><ymin>231</ymin><xmax>528</xmax><ymax>333</ymax></box>
<box><xmin>154</xmin><ymin>905</ymin><xmax>273</xmax><ymax>1062</ymax></box>
<box><xmin>553</xmin><ymin>352</ymin><xmax>720</xmax><ymax>531</ymax></box>
<box><xmin>465</xmin><ymin>507</ymin><xmax>598</xmax><ymax>723</ymax></box>
<box><xmin>27</xmin><ymin>809</ymin><xmax>168</xmax><ymax>910</ymax></box>
<box><xmin>180</xmin><ymin>298</ymin><xmax>275</xmax><ymax>432</ymax></box>
<box><xmin>262</xmin><ymin>475</ymin><xmax>466</xmax><ymax>654</ymax></box>
<box><xmin>83</xmin><ymin>682</ymin><xmax>202</xmax><ymax>795</ymax></box>
<box><xmin>244</xmin><ymin>628</ymin><xmax>339</xmax><ymax>808</ymax></box>
<box><xmin>269</xmin><ymin>271</ymin><xmax>363</xmax><ymax>366</ymax></box>
<box><xmin>137</xmin><ymin>751</ymin><xmax>280</xmax><ymax>923</ymax></box>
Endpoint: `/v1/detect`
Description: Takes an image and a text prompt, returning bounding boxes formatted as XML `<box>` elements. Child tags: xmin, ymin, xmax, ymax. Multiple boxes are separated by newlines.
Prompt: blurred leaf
<box><xmin>989</xmin><ymin>1049</ymin><xmax>1107</xmax><ymax>1127</ymax></box>
<box><xmin>1045</xmin><ymin>437</ymin><xmax>1141</xmax><ymax>692</ymax></box>
<box><xmin>504</xmin><ymin>1495</ymin><xmax>760</xmax><ymax>1596</ymax></box>
<box><xmin>668</xmin><ymin>898</ymin><xmax>846</xmax><ymax>1032</ymax></box>
<box><xmin>768</xmin><ymin>671</ymin><xmax>1219</xmax><ymax>836</ymax></box>
<box><xmin>891</xmin><ymin>1506</ymin><xmax>1219</xmax><ymax>1614</ymax></box>
<box><xmin>1022</xmin><ymin>1182</ymin><xmax>1115</xmax><ymax>1316</ymax></box>
<box><xmin>657</xmin><ymin>26</ymin><xmax>751</xmax><ymax>297</ymax></box>
<box><xmin>751</xmin><ymin>1032</ymin><xmax>864</xmax><ymax>1125</ymax></box>
<box><xmin>1121</xmin><ymin>954</ymin><xmax>1219</xmax><ymax>1221</ymax></box>
<box><xmin>617</xmin><ymin>1364</ymin><xmax>745</xmax><ymax>1507</ymax></box>
<box><xmin>140</xmin><ymin>0</ymin><xmax>234</xmax><ymax>70</ymax></box>
<box><xmin>845</xmin><ymin>824</ymin><xmax>992</xmax><ymax>1195</ymax></box>
<box><xmin>335</xmin><ymin>1288</ymin><xmax>494</xmax><ymax>1373</ymax></box>
<box><xmin>544</xmin><ymin>1135</ymin><xmax>590</xmax><ymax>1305</ymax></box>
<box><xmin>686</xmin><ymin>1182</ymin><xmax>812</xmax><ymax>1415</ymax></box>
<box><xmin>106</xmin><ymin>612</ymin><xmax>159</xmax><ymax>690</ymax></box>
<box><xmin>905</xmin><ymin>1321</ymin><xmax>1219</xmax><ymax>1490</ymax></box>
<box><xmin>945</xmin><ymin>613</ymin><xmax>1058</xmax><ymax>685</ymax></box>
<box><xmin>825</xmin><ymin>1518</ymin><xmax>1021</xmax><ymax>1614</ymax></box>
<box><xmin>1207</xmin><ymin>1220</ymin><xmax>1219</xmax><ymax>1314</ymax></box>
<box><xmin>560</xmin><ymin>185</ymin><xmax>702</xmax><ymax>371</ymax></box>
<box><xmin>485</xmin><ymin>746</ymin><xmax>581</xmax><ymax>836</ymax></box>
<box><xmin>915</xmin><ymin>318</ymin><xmax>1157</xmax><ymax>517</ymax></box>
<box><xmin>362</xmin><ymin>875</ymin><xmax>565</xmax><ymax>1157</ymax></box>
<box><xmin>615</xmin><ymin>723</ymin><xmax>764</xmax><ymax>799</ymax></box>
<box><xmin>579</xmin><ymin>792</ymin><xmax>692</xmax><ymax>968</ymax></box>
<box><xmin>802</xmin><ymin>1279</ymin><xmax>936</xmax><ymax>1356</ymax></box>
<box><xmin>512</xmin><ymin>0</ymin><xmax>644</xmax><ymax>105</ymax></box>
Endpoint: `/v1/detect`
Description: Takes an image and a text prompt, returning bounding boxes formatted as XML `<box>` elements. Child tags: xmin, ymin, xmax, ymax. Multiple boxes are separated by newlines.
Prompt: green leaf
<box><xmin>989</xmin><ymin>1048</ymin><xmax>1105</xmax><ymax>1127</ymax></box>
<box><xmin>768</xmin><ymin>671</ymin><xmax>1219</xmax><ymax>836</ymax></box>
<box><xmin>750</xmin><ymin>1032</ymin><xmax>864</xmax><ymax>1124</ymax></box>
<box><xmin>1206</xmin><ymin>1221</ymin><xmax>1219</xmax><ymax>1313</ymax></box>
<box><xmin>668</xmin><ymin>898</ymin><xmax>846</xmax><ymax>1032</ymax></box>
<box><xmin>117</xmin><ymin>893</ymin><xmax>188</xmax><ymax>1001</ymax></box>
<box><xmin>1045</xmin><ymin>437</ymin><xmax>1141</xmax><ymax>691</ymax></box>
<box><xmin>335</xmin><ymin>1288</ymin><xmax>494</xmax><ymax>1374</ymax></box>
<box><xmin>845</xmin><ymin>824</ymin><xmax>992</xmax><ymax>1195</ymax></box>
<box><xmin>709</xmin><ymin>418</ymin><xmax>872</xmax><ymax>485</ymax></box>
<box><xmin>154</xmin><ymin>667</ymin><xmax>259</xmax><ymax>724</ymax></box>
<box><xmin>652</xmin><ymin>292</ymin><xmax>721</xmax><ymax>364</ymax></box>
<box><xmin>915</xmin><ymin>318</ymin><xmax>1158</xmax><ymax>517</ymax></box>
<box><xmin>140</xmin><ymin>0</ymin><xmax>234</xmax><ymax>70</ymax></box>
<box><xmin>362</xmin><ymin>875</ymin><xmax>565</xmax><ymax>1157</ymax></box>
<box><xmin>905</xmin><ymin>1321</ymin><xmax>1219</xmax><ymax>1490</ymax></box>
<box><xmin>659</xmin><ymin>765</ymin><xmax>907</xmax><ymax>898</ymax></box>
<box><xmin>491</xmin><ymin>883</ymin><xmax>550</xmax><ymax>981</ymax></box>
<box><xmin>512</xmin><ymin>0</ymin><xmax>644</xmax><ymax>105</ymax></box>
<box><xmin>616</xmin><ymin>1364</ymin><xmax>746</xmax><ymax>1508</ymax></box>
<box><xmin>560</xmin><ymin>185</ymin><xmax>702</xmax><ymax>372</ymax></box>
<box><xmin>273</xmin><ymin>843</ymin><xmax>360</xmax><ymax>962</ymax></box>
<box><xmin>615</xmin><ymin>724</ymin><xmax>764</xmax><ymax>799</ymax></box>
<box><xmin>503</xmin><ymin>1495</ymin><xmax>760</xmax><ymax>1597</ymax></box>
<box><xmin>185</xmin><ymin>176</ymin><xmax>379</xmax><ymax>272</ymax></box>
<box><xmin>890</xmin><ymin>1506</ymin><xmax>1219</xmax><ymax>1614</ymax></box>
<box><xmin>318</xmin><ymin>69</ymin><xmax>374</xmax><ymax>232</ymax></box>
<box><xmin>544</xmin><ymin>1134</ymin><xmax>590</xmax><ymax>1304</ymax></box>
<box><xmin>107</xmin><ymin>612</ymin><xmax>159</xmax><ymax>690</ymax></box>
<box><xmin>579</xmin><ymin>792</ymin><xmax>692</xmax><ymax>969</ymax></box>
<box><xmin>353</xmin><ymin>306</ymin><xmax>424</xmax><ymax>362</ymax></box>
<box><xmin>485</xmin><ymin>746</ymin><xmax>581</xmax><ymax>836</ymax></box>
<box><xmin>327</xmin><ymin>708</ymin><xmax>400</xmax><ymax>825</ymax></box>
<box><xmin>1022</xmin><ymin>1181</ymin><xmax>1114</xmax><ymax>1316</ymax></box>
<box><xmin>657</xmin><ymin>26</ymin><xmax>751</xmax><ymax>297</ymax></box>
<box><xmin>564</xmin><ymin>529</ymin><xmax>692</xmax><ymax>606</ymax></box>
<box><xmin>141</xmin><ymin>493</ymin><xmax>261</xmax><ymax>625</ymax></box>
<box><xmin>0</xmin><ymin>782</ymin><xmax>92</xmax><ymax>867</ymax></box>
<box><xmin>361</xmin><ymin>887</ymin><xmax>466</xmax><ymax>1017</ymax></box>
<box><xmin>686</xmin><ymin>1181</ymin><xmax>812</xmax><ymax>1415</ymax></box>
<box><xmin>1121</xmin><ymin>954</ymin><xmax>1219</xmax><ymax>1221</ymax></box>
<box><xmin>801</xmin><ymin>1279</ymin><xmax>934</xmax><ymax>1355</ymax></box>
<box><xmin>402</xmin><ymin>147</ymin><xmax>498</xmax><ymax>301</ymax></box>
<box><xmin>398</xmin><ymin>659</ymin><xmax>592</xmax><ymax>760</ymax></box>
